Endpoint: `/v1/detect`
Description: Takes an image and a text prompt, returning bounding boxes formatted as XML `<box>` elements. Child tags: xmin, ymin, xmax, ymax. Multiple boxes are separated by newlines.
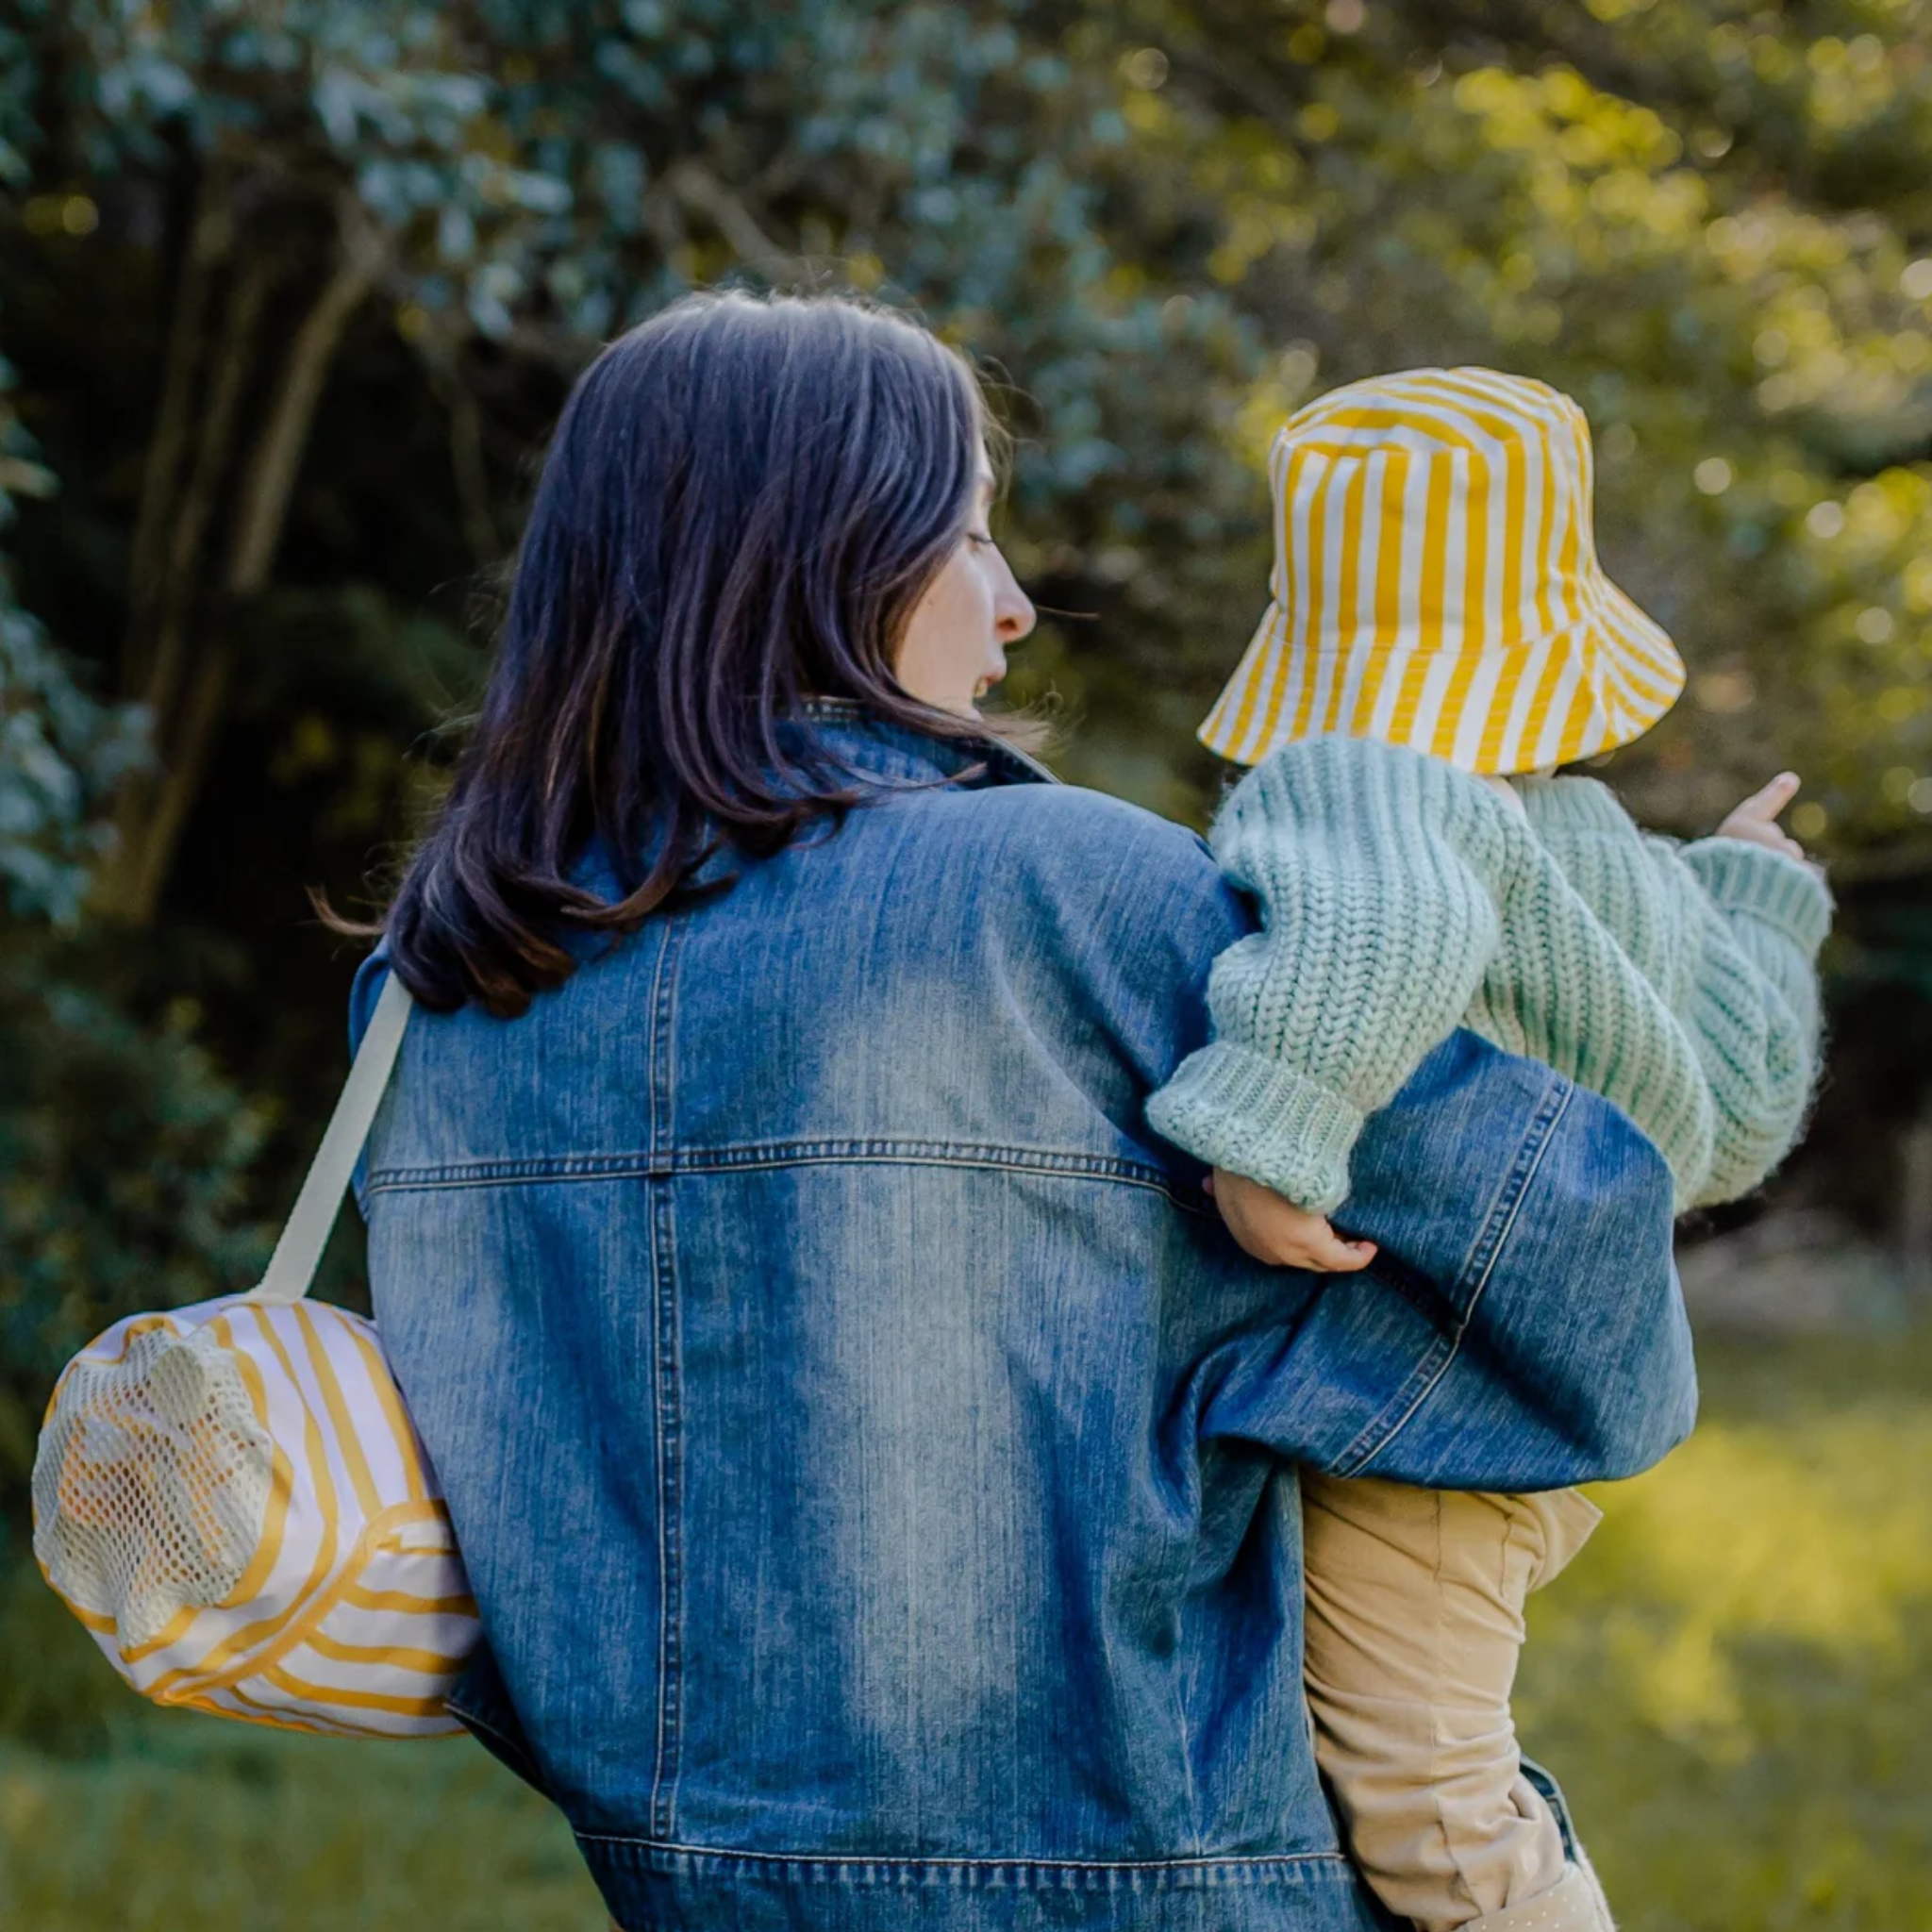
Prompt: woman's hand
<box><xmin>1718</xmin><ymin>772</ymin><xmax>1807</xmax><ymax>862</ymax></box>
<box><xmin>1205</xmin><ymin>1169</ymin><xmax>1378</xmax><ymax>1273</ymax></box>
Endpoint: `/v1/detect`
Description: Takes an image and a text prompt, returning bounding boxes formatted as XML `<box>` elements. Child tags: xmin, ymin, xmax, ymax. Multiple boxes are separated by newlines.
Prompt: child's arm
<box><xmin>1146</xmin><ymin>736</ymin><xmax>1529</xmax><ymax>1226</ymax></box>
<box><xmin>1522</xmin><ymin>772</ymin><xmax>1831</xmax><ymax>1208</ymax></box>
<box><xmin>1687</xmin><ymin>773</ymin><xmax>1828</xmax><ymax>1049</ymax></box>
<box><xmin>1668</xmin><ymin>797</ymin><xmax>1831</xmax><ymax>1204</ymax></box>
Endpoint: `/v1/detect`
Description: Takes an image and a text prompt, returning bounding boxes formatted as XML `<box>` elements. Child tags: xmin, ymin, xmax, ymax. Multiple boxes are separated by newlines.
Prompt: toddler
<box><xmin>1148</xmin><ymin>368</ymin><xmax>1831</xmax><ymax>1932</ymax></box>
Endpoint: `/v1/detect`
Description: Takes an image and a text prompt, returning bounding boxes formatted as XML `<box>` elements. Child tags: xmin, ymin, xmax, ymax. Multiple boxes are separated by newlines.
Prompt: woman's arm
<box><xmin>1196</xmin><ymin>1028</ymin><xmax>1696</xmax><ymax>1491</ymax></box>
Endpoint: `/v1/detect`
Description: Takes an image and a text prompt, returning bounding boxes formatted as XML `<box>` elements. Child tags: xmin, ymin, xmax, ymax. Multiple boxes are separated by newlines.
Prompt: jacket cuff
<box><xmin>1146</xmin><ymin>1042</ymin><xmax>1365</xmax><ymax>1215</ymax></box>
<box><xmin>1680</xmin><ymin>839</ymin><xmax>1833</xmax><ymax>958</ymax></box>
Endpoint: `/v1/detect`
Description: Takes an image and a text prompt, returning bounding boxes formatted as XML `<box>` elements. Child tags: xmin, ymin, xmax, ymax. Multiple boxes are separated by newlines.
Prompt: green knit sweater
<box><xmin>1147</xmin><ymin>736</ymin><xmax>1833</xmax><ymax>1215</ymax></box>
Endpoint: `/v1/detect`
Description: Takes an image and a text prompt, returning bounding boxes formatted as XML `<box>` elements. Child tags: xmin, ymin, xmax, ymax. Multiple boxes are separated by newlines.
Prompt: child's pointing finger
<box><xmin>1735</xmin><ymin>772</ymin><xmax>1801</xmax><ymax>824</ymax></box>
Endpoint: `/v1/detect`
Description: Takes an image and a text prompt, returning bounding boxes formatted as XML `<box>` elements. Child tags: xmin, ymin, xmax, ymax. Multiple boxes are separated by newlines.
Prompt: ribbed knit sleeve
<box><xmin>1678</xmin><ymin>839</ymin><xmax>1832</xmax><ymax>1047</ymax></box>
<box><xmin>1144</xmin><ymin>738</ymin><xmax>1526</xmax><ymax>1213</ymax></box>
<box><xmin>1477</xmin><ymin>781</ymin><xmax>1717</xmax><ymax>1208</ymax></box>
<box><xmin>1666</xmin><ymin>839</ymin><xmax>1832</xmax><ymax>1205</ymax></box>
<box><xmin>1522</xmin><ymin>775</ymin><xmax>1830</xmax><ymax>1208</ymax></box>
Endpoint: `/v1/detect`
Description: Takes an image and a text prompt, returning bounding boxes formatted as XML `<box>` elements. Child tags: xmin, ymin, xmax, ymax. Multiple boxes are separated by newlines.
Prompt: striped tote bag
<box><xmin>31</xmin><ymin>974</ymin><xmax>479</xmax><ymax>1739</ymax></box>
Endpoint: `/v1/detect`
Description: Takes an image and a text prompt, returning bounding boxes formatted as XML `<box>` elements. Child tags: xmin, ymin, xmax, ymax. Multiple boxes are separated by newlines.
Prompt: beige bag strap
<box><xmin>247</xmin><ymin>971</ymin><xmax>414</xmax><ymax>1306</ymax></box>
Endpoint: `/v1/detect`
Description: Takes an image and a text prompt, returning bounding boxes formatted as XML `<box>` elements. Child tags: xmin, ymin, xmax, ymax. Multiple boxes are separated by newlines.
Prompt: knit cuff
<box><xmin>1145</xmin><ymin>1042</ymin><xmax>1365</xmax><ymax>1215</ymax></box>
<box><xmin>1680</xmin><ymin>839</ymin><xmax>1833</xmax><ymax>958</ymax></box>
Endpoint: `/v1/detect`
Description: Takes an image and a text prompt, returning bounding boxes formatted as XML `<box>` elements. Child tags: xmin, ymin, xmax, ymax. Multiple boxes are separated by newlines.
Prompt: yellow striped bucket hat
<box><xmin>1200</xmin><ymin>367</ymin><xmax>1685</xmax><ymax>774</ymax></box>
<box><xmin>32</xmin><ymin>975</ymin><xmax>478</xmax><ymax>1740</ymax></box>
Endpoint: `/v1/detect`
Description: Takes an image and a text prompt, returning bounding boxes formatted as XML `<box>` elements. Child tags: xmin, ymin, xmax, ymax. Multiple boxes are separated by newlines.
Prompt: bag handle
<box><xmin>247</xmin><ymin>971</ymin><xmax>414</xmax><ymax>1306</ymax></box>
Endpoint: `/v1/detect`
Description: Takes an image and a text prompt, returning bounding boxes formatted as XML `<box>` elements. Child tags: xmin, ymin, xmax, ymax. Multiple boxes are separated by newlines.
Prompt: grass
<box><xmin>6</xmin><ymin>1324</ymin><xmax>1929</xmax><ymax>1929</ymax></box>
<box><xmin>0</xmin><ymin>1562</ymin><xmax>604</xmax><ymax>1932</ymax></box>
<box><xmin>1519</xmin><ymin>1324</ymin><xmax>1932</xmax><ymax>1931</ymax></box>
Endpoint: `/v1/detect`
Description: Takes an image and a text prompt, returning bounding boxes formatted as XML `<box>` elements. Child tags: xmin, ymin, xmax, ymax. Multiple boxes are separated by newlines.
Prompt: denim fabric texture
<box><xmin>349</xmin><ymin>702</ymin><xmax>1695</xmax><ymax>1932</ymax></box>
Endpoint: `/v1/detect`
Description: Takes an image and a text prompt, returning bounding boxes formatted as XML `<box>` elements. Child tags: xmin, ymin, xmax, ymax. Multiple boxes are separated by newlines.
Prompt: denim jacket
<box><xmin>350</xmin><ymin>703</ymin><xmax>1695</xmax><ymax>1932</ymax></box>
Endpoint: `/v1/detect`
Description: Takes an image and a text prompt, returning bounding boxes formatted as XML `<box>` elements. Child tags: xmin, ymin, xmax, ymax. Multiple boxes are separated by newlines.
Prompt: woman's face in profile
<box><xmin>895</xmin><ymin>449</ymin><xmax>1037</xmax><ymax>717</ymax></box>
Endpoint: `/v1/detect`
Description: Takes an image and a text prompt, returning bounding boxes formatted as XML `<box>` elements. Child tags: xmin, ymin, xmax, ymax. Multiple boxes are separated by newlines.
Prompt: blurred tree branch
<box><xmin>98</xmin><ymin>186</ymin><xmax>387</xmax><ymax>924</ymax></box>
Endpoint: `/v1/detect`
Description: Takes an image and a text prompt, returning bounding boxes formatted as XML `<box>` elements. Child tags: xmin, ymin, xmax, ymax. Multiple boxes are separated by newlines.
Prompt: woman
<box><xmin>348</xmin><ymin>291</ymin><xmax>1692</xmax><ymax>1931</ymax></box>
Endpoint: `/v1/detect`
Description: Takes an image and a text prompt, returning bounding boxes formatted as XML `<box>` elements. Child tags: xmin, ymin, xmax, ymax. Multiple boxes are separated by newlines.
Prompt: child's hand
<box><xmin>1205</xmin><ymin>1169</ymin><xmax>1378</xmax><ymax>1273</ymax></box>
<box><xmin>1718</xmin><ymin>772</ymin><xmax>1807</xmax><ymax>862</ymax></box>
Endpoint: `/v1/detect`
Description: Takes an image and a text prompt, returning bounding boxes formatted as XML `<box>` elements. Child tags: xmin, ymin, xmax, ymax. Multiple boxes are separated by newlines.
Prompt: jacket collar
<box><xmin>792</xmin><ymin>696</ymin><xmax>1059</xmax><ymax>791</ymax></box>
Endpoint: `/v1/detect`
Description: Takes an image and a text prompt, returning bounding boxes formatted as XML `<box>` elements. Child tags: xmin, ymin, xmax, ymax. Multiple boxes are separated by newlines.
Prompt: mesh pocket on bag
<box><xmin>33</xmin><ymin>1321</ymin><xmax>276</xmax><ymax>1651</ymax></box>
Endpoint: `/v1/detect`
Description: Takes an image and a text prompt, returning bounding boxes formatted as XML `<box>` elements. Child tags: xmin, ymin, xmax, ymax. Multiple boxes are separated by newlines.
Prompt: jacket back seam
<box><xmin>647</xmin><ymin>917</ymin><xmax>687</xmax><ymax>1838</ymax></box>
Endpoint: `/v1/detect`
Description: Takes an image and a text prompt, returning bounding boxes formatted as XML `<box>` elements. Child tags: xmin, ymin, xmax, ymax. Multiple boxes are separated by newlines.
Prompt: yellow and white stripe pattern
<box><xmin>1200</xmin><ymin>367</ymin><xmax>1685</xmax><ymax>775</ymax></box>
<box><xmin>35</xmin><ymin>1296</ymin><xmax>475</xmax><ymax>1738</ymax></box>
<box><xmin>31</xmin><ymin>974</ymin><xmax>477</xmax><ymax>1740</ymax></box>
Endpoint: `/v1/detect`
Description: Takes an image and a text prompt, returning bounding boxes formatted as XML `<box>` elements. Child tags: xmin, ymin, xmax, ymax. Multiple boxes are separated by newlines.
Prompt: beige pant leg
<box><xmin>1300</xmin><ymin>1470</ymin><xmax>1603</xmax><ymax>1932</ymax></box>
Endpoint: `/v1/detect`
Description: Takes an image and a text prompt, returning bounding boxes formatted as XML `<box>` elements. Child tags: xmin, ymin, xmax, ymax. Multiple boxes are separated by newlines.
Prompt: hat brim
<box><xmin>1570</xmin><ymin>572</ymin><xmax>1686</xmax><ymax>769</ymax></box>
<box><xmin>1198</xmin><ymin>572</ymin><xmax>1685</xmax><ymax>775</ymax></box>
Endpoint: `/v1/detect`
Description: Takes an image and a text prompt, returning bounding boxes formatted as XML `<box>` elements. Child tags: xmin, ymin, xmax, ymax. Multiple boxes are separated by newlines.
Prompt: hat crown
<box><xmin>1286</xmin><ymin>366</ymin><xmax>1588</xmax><ymax>463</ymax></box>
<box><xmin>1200</xmin><ymin>365</ymin><xmax>1684</xmax><ymax>774</ymax></box>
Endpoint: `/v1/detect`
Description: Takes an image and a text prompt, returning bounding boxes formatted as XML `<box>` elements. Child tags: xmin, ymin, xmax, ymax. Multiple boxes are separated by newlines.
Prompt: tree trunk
<box><xmin>121</xmin><ymin>161</ymin><xmax>229</xmax><ymax>701</ymax></box>
<box><xmin>95</xmin><ymin>192</ymin><xmax>382</xmax><ymax>926</ymax></box>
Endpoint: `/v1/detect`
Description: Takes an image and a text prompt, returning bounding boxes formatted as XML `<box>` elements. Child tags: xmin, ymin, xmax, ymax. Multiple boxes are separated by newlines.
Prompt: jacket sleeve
<box><xmin>1195</xmin><ymin>1030</ymin><xmax>1697</xmax><ymax>1490</ymax></box>
<box><xmin>1145</xmin><ymin>737</ymin><xmax>1530</xmax><ymax>1213</ymax></box>
<box><xmin>1665</xmin><ymin>837</ymin><xmax>1832</xmax><ymax>1205</ymax></box>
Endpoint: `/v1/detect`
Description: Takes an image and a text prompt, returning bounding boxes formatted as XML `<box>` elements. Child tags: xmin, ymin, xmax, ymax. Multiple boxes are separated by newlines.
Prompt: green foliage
<box><xmin>0</xmin><ymin>1541</ymin><xmax>135</xmax><ymax>1756</ymax></box>
<box><xmin>1056</xmin><ymin>0</ymin><xmax>1932</xmax><ymax>846</ymax></box>
<box><xmin>0</xmin><ymin>265</ymin><xmax>265</xmax><ymax>1508</ymax></box>
<box><xmin>0</xmin><ymin>602</ymin><xmax>127</xmax><ymax>926</ymax></box>
<box><xmin>11</xmin><ymin>0</ymin><xmax>1932</xmax><ymax>836</ymax></box>
<box><xmin>0</xmin><ymin>356</ymin><xmax>139</xmax><ymax>924</ymax></box>
<box><xmin>0</xmin><ymin>941</ymin><xmax>271</xmax><ymax>1491</ymax></box>
<box><xmin>8</xmin><ymin>2</ymin><xmax>1932</xmax><ymax>812</ymax></box>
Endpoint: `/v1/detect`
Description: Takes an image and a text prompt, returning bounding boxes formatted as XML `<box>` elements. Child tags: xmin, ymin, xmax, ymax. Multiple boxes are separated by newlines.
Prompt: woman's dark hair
<box><xmin>364</xmin><ymin>291</ymin><xmax>1015</xmax><ymax>1017</ymax></box>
